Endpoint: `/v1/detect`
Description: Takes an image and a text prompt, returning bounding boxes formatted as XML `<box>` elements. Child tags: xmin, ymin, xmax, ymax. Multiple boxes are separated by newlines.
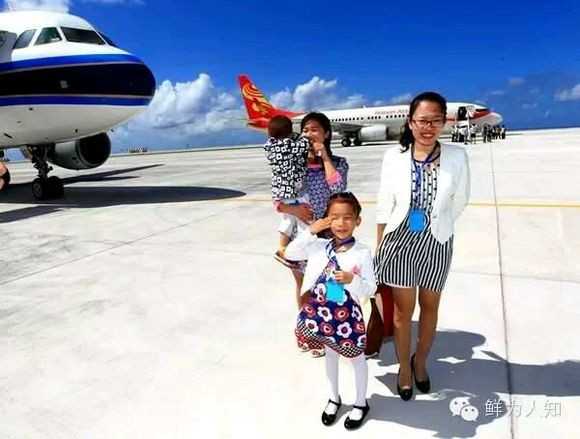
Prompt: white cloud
<box><xmin>509</xmin><ymin>77</ymin><xmax>525</xmax><ymax>86</ymax></box>
<box><xmin>270</xmin><ymin>76</ymin><xmax>366</xmax><ymax>111</ymax></box>
<box><xmin>111</xmin><ymin>74</ymin><xmax>372</xmax><ymax>151</ymax></box>
<box><xmin>110</xmin><ymin>73</ymin><xmax>246</xmax><ymax>149</ymax></box>
<box><xmin>389</xmin><ymin>93</ymin><xmax>412</xmax><ymax>104</ymax></box>
<box><xmin>490</xmin><ymin>89</ymin><xmax>505</xmax><ymax>96</ymax></box>
<box><xmin>270</xmin><ymin>89</ymin><xmax>293</xmax><ymax>109</ymax></box>
<box><xmin>555</xmin><ymin>84</ymin><xmax>580</xmax><ymax>102</ymax></box>
<box><xmin>6</xmin><ymin>0</ymin><xmax>70</xmax><ymax>11</ymax></box>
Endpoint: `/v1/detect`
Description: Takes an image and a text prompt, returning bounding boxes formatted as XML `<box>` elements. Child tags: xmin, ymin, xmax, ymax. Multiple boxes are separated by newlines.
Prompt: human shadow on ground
<box><xmin>367</xmin><ymin>325</ymin><xmax>580</xmax><ymax>438</ymax></box>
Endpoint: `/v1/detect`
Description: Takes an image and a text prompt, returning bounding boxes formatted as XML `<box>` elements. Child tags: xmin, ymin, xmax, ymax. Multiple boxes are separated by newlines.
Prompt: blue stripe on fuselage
<box><xmin>0</xmin><ymin>95</ymin><xmax>151</xmax><ymax>106</ymax></box>
<box><xmin>0</xmin><ymin>54</ymin><xmax>144</xmax><ymax>73</ymax></box>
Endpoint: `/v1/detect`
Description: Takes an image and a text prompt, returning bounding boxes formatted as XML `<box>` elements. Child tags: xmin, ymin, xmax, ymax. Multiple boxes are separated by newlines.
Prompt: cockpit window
<box><xmin>13</xmin><ymin>29</ymin><xmax>36</xmax><ymax>49</ymax></box>
<box><xmin>98</xmin><ymin>33</ymin><xmax>117</xmax><ymax>47</ymax></box>
<box><xmin>35</xmin><ymin>27</ymin><xmax>62</xmax><ymax>45</ymax></box>
<box><xmin>61</xmin><ymin>27</ymin><xmax>105</xmax><ymax>45</ymax></box>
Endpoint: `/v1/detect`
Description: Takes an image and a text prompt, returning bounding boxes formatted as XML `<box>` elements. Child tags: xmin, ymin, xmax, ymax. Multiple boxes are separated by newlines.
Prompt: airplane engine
<box><xmin>359</xmin><ymin>125</ymin><xmax>389</xmax><ymax>142</ymax></box>
<box><xmin>47</xmin><ymin>133</ymin><xmax>111</xmax><ymax>170</ymax></box>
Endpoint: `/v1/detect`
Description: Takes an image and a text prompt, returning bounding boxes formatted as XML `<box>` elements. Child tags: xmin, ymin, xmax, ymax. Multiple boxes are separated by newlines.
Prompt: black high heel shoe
<box><xmin>411</xmin><ymin>353</ymin><xmax>431</xmax><ymax>394</ymax></box>
<box><xmin>321</xmin><ymin>398</ymin><xmax>342</xmax><ymax>426</ymax></box>
<box><xmin>397</xmin><ymin>369</ymin><xmax>413</xmax><ymax>401</ymax></box>
<box><xmin>344</xmin><ymin>402</ymin><xmax>370</xmax><ymax>430</ymax></box>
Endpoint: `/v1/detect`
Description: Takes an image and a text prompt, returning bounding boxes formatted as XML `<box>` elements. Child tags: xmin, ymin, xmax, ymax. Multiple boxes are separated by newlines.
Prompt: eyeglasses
<box><xmin>411</xmin><ymin>118</ymin><xmax>446</xmax><ymax>128</ymax></box>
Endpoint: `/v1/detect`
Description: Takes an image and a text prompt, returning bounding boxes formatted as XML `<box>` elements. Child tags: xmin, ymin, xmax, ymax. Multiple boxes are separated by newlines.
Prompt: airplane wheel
<box><xmin>47</xmin><ymin>176</ymin><xmax>64</xmax><ymax>198</ymax></box>
<box><xmin>32</xmin><ymin>178</ymin><xmax>48</xmax><ymax>200</ymax></box>
<box><xmin>341</xmin><ymin>137</ymin><xmax>352</xmax><ymax>147</ymax></box>
<box><xmin>32</xmin><ymin>176</ymin><xmax>64</xmax><ymax>200</ymax></box>
<box><xmin>353</xmin><ymin>138</ymin><xmax>362</xmax><ymax>146</ymax></box>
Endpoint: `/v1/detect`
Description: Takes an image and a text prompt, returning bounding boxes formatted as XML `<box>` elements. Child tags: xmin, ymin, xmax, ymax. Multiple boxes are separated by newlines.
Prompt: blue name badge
<box><xmin>325</xmin><ymin>279</ymin><xmax>346</xmax><ymax>303</ymax></box>
<box><xmin>409</xmin><ymin>208</ymin><xmax>427</xmax><ymax>233</ymax></box>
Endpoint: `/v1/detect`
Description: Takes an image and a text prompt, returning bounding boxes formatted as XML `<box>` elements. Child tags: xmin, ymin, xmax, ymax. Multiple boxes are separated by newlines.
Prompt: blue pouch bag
<box><xmin>409</xmin><ymin>208</ymin><xmax>427</xmax><ymax>233</ymax></box>
<box><xmin>326</xmin><ymin>279</ymin><xmax>346</xmax><ymax>303</ymax></box>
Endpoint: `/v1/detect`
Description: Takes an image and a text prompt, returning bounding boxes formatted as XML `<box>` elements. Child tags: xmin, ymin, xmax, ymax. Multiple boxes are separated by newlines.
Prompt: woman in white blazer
<box><xmin>374</xmin><ymin>92</ymin><xmax>470</xmax><ymax>400</ymax></box>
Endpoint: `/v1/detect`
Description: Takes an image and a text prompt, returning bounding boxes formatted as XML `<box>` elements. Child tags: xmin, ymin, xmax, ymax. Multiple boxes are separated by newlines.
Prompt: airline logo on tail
<box><xmin>240</xmin><ymin>78</ymin><xmax>274</xmax><ymax>117</ymax></box>
<box><xmin>238</xmin><ymin>75</ymin><xmax>303</xmax><ymax>130</ymax></box>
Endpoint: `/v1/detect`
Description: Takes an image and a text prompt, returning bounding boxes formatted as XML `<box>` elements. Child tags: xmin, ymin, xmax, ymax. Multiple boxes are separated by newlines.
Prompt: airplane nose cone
<box><xmin>116</xmin><ymin>58</ymin><xmax>156</xmax><ymax>103</ymax></box>
<box><xmin>491</xmin><ymin>112</ymin><xmax>503</xmax><ymax>124</ymax></box>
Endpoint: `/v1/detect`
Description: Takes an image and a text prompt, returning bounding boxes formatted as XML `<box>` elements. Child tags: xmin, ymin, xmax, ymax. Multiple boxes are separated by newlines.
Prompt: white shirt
<box><xmin>285</xmin><ymin>230</ymin><xmax>377</xmax><ymax>305</ymax></box>
<box><xmin>376</xmin><ymin>143</ymin><xmax>470</xmax><ymax>244</ymax></box>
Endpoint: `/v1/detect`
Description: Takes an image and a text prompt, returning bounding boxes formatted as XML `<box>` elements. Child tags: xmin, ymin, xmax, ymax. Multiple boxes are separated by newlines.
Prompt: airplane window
<box><xmin>35</xmin><ymin>27</ymin><xmax>62</xmax><ymax>45</ymax></box>
<box><xmin>98</xmin><ymin>32</ymin><xmax>118</xmax><ymax>47</ymax></box>
<box><xmin>61</xmin><ymin>27</ymin><xmax>105</xmax><ymax>45</ymax></box>
<box><xmin>13</xmin><ymin>29</ymin><xmax>36</xmax><ymax>49</ymax></box>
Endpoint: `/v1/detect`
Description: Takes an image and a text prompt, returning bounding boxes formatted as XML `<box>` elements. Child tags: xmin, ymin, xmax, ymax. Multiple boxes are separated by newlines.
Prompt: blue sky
<box><xmin>4</xmin><ymin>0</ymin><xmax>580</xmax><ymax>152</ymax></box>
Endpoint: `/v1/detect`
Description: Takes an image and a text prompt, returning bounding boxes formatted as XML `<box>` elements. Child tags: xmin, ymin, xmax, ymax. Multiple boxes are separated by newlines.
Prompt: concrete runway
<box><xmin>1</xmin><ymin>128</ymin><xmax>579</xmax><ymax>438</ymax></box>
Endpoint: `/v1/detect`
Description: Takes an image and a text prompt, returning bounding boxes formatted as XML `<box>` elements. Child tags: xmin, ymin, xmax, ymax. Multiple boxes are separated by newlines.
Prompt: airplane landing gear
<box><xmin>353</xmin><ymin>137</ymin><xmax>362</xmax><ymax>146</ymax></box>
<box><xmin>341</xmin><ymin>137</ymin><xmax>352</xmax><ymax>147</ymax></box>
<box><xmin>29</xmin><ymin>146</ymin><xmax>63</xmax><ymax>200</ymax></box>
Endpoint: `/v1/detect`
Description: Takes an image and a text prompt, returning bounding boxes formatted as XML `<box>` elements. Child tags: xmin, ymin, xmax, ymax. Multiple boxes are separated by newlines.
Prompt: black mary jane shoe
<box><xmin>321</xmin><ymin>398</ymin><xmax>342</xmax><ymax>426</ymax></box>
<box><xmin>397</xmin><ymin>369</ymin><xmax>413</xmax><ymax>401</ymax></box>
<box><xmin>344</xmin><ymin>403</ymin><xmax>370</xmax><ymax>430</ymax></box>
<box><xmin>411</xmin><ymin>353</ymin><xmax>431</xmax><ymax>394</ymax></box>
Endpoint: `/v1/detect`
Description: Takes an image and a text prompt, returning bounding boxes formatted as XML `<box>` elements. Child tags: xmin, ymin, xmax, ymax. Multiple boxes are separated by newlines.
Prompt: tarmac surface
<box><xmin>1</xmin><ymin>128</ymin><xmax>579</xmax><ymax>438</ymax></box>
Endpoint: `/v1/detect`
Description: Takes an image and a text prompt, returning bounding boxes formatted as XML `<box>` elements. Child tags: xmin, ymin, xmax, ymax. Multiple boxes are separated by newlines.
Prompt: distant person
<box><xmin>470</xmin><ymin>125</ymin><xmax>477</xmax><ymax>144</ymax></box>
<box><xmin>501</xmin><ymin>125</ymin><xmax>507</xmax><ymax>139</ymax></box>
<box><xmin>374</xmin><ymin>92</ymin><xmax>470</xmax><ymax>401</ymax></box>
<box><xmin>264</xmin><ymin>115</ymin><xmax>310</xmax><ymax>268</ymax></box>
<box><xmin>286</xmin><ymin>192</ymin><xmax>376</xmax><ymax>430</ymax></box>
<box><xmin>278</xmin><ymin>112</ymin><xmax>349</xmax><ymax>357</ymax></box>
<box><xmin>482</xmin><ymin>126</ymin><xmax>488</xmax><ymax>143</ymax></box>
<box><xmin>461</xmin><ymin>126</ymin><xmax>468</xmax><ymax>145</ymax></box>
<box><xmin>0</xmin><ymin>160</ymin><xmax>9</xmax><ymax>191</ymax></box>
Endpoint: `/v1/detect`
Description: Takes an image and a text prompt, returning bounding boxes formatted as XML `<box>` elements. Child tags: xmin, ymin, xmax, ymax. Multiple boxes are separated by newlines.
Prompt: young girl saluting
<box><xmin>285</xmin><ymin>192</ymin><xmax>376</xmax><ymax>430</ymax></box>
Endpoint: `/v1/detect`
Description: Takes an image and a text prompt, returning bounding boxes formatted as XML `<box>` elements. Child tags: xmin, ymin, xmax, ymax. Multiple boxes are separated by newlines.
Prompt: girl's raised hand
<box><xmin>309</xmin><ymin>217</ymin><xmax>332</xmax><ymax>234</ymax></box>
<box><xmin>334</xmin><ymin>271</ymin><xmax>354</xmax><ymax>284</ymax></box>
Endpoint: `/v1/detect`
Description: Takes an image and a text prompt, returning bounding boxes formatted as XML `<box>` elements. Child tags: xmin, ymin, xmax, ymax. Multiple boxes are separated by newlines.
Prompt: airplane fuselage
<box><xmin>294</xmin><ymin>102</ymin><xmax>503</xmax><ymax>137</ymax></box>
<box><xmin>0</xmin><ymin>11</ymin><xmax>155</xmax><ymax>148</ymax></box>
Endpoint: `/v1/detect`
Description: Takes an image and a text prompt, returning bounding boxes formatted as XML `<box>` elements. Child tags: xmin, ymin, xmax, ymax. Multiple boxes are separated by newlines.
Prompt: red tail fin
<box><xmin>237</xmin><ymin>74</ymin><xmax>302</xmax><ymax>130</ymax></box>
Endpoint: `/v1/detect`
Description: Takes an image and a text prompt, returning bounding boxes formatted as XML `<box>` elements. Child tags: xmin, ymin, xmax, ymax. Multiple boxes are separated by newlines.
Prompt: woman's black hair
<box><xmin>399</xmin><ymin>91</ymin><xmax>447</xmax><ymax>152</ymax></box>
<box><xmin>300</xmin><ymin>112</ymin><xmax>333</xmax><ymax>157</ymax></box>
<box><xmin>324</xmin><ymin>192</ymin><xmax>362</xmax><ymax>218</ymax></box>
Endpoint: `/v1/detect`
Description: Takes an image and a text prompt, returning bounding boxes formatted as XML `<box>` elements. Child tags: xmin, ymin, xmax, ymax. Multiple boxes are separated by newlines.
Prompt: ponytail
<box><xmin>399</xmin><ymin>121</ymin><xmax>414</xmax><ymax>152</ymax></box>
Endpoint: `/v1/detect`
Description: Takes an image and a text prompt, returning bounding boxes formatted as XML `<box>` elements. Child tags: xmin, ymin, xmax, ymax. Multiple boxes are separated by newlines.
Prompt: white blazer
<box><xmin>285</xmin><ymin>231</ymin><xmax>377</xmax><ymax>305</ymax></box>
<box><xmin>376</xmin><ymin>143</ymin><xmax>470</xmax><ymax>244</ymax></box>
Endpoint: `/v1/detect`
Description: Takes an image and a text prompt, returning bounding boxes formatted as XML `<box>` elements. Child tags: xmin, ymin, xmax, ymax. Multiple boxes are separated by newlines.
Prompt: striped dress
<box><xmin>374</xmin><ymin>151</ymin><xmax>453</xmax><ymax>293</ymax></box>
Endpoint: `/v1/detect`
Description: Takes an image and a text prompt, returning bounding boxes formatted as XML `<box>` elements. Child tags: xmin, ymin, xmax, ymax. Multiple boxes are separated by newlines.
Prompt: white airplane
<box><xmin>238</xmin><ymin>74</ymin><xmax>503</xmax><ymax>146</ymax></box>
<box><xmin>0</xmin><ymin>10</ymin><xmax>155</xmax><ymax>200</ymax></box>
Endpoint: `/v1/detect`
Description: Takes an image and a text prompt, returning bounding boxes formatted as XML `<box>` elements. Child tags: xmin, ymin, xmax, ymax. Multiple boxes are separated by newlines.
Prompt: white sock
<box><xmin>349</xmin><ymin>354</ymin><xmax>368</xmax><ymax>420</ymax></box>
<box><xmin>324</xmin><ymin>347</ymin><xmax>340</xmax><ymax>414</ymax></box>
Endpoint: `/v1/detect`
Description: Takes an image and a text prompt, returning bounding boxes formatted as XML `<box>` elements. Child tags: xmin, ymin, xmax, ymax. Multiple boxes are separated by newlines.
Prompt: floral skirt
<box><xmin>295</xmin><ymin>283</ymin><xmax>366</xmax><ymax>358</ymax></box>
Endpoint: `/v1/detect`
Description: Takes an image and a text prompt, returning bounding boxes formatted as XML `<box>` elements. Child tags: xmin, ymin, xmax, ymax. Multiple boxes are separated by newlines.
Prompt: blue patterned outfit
<box><xmin>303</xmin><ymin>156</ymin><xmax>349</xmax><ymax>220</ymax></box>
<box><xmin>295</xmin><ymin>239</ymin><xmax>366</xmax><ymax>358</ymax></box>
